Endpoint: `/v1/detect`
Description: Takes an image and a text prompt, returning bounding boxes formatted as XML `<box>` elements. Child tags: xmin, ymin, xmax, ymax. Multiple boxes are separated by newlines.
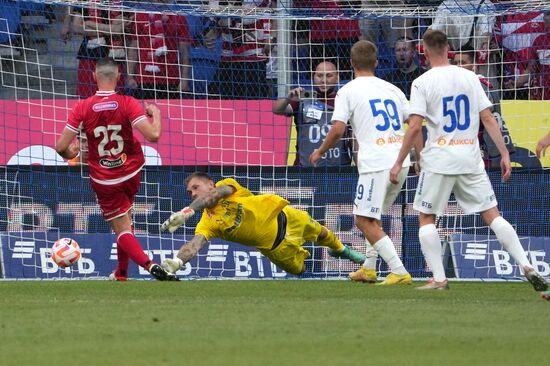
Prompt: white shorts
<box><xmin>353</xmin><ymin>167</ymin><xmax>408</xmax><ymax>220</ymax></box>
<box><xmin>413</xmin><ymin>170</ymin><xmax>498</xmax><ymax>216</ymax></box>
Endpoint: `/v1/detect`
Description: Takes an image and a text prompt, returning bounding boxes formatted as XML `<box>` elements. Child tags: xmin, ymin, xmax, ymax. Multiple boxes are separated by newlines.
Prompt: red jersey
<box><xmin>129</xmin><ymin>13</ymin><xmax>190</xmax><ymax>86</ymax></box>
<box><xmin>531</xmin><ymin>33</ymin><xmax>550</xmax><ymax>99</ymax></box>
<box><xmin>66</xmin><ymin>91</ymin><xmax>147</xmax><ymax>184</ymax></box>
<box><xmin>294</xmin><ymin>0</ymin><xmax>361</xmax><ymax>41</ymax></box>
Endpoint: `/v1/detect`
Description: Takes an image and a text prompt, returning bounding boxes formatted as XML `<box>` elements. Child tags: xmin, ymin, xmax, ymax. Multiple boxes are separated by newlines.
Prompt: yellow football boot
<box><xmin>376</xmin><ymin>272</ymin><xmax>413</xmax><ymax>286</ymax></box>
<box><xmin>348</xmin><ymin>267</ymin><xmax>377</xmax><ymax>283</ymax></box>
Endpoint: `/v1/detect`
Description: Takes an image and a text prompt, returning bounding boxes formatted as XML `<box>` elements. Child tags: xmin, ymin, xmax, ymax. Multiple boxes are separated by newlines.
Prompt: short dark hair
<box><xmin>185</xmin><ymin>171</ymin><xmax>213</xmax><ymax>186</ymax></box>
<box><xmin>454</xmin><ymin>46</ymin><xmax>476</xmax><ymax>63</ymax></box>
<box><xmin>423</xmin><ymin>29</ymin><xmax>449</xmax><ymax>55</ymax></box>
<box><xmin>351</xmin><ymin>40</ymin><xmax>378</xmax><ymax>72</ymax></box>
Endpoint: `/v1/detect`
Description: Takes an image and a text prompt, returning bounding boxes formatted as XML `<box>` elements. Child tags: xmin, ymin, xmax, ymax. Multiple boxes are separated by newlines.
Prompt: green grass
<box><xmin>0</xmin><ymin>281</ymin><xmax>548</xmax><ymax>366</ymax></box>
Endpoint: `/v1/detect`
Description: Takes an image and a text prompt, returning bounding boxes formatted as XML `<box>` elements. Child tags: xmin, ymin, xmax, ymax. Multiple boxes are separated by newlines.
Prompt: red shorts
<box><xmin>90</xmin><ymin>173</ymin><xmax>141</xmax><ymax>221</ymax></box>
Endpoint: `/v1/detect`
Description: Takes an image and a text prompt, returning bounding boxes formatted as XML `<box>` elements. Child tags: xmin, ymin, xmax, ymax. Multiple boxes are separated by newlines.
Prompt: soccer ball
<box><xmin>51</xmin><ymin>238</ymin><xmax>81</xmax><ymax>268</ymax></box>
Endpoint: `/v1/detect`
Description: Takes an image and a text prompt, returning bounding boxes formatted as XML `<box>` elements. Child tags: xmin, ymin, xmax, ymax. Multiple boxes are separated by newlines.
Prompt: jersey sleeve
<box><xmin>215</xmin><ymin>178</ymin><xmax>252</xmax><ymax>198</ymax></box>
<box><xmin>331</xmin><ymin>88</ymin><xmax>351</xmax><ymax>124</ymax></box>
<box><xmin>66</xmin><ymin>101</ymin><xmax>83</xmax><ymax>133</ymax></box>
<box><xmin>126</xmin><ymin>96</ymin><xmax>148</xmax><ymax>127</ymax></box>
<box><xmin>409</xmin><ymin>79</ymin><xmax>427</xmax><ymax>118</ymax></box>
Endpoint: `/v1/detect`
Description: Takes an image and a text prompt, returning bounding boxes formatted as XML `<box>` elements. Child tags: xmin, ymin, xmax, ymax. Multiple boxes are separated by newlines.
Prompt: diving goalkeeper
<box><xmin>160</xmin><ymin>172</ymin><xmax>366</xmax><ymax>275</ymax></box>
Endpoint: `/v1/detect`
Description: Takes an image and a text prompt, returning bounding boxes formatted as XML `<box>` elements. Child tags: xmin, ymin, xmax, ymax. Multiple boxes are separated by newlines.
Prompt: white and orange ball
<box><xmin>51</xmin><ymin>238</ymin><xmax>81</xmax><ymax>268</ymax></box>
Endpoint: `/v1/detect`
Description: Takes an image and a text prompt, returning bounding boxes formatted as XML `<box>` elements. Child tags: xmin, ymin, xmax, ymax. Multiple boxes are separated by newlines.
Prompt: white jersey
<box><xmin>410</xmin><ymin>65</ymin><xmax>492</xmax><ymax>174</ymax></box>
<box><xmin>332</xmin><ymin>76</ymin><xmax>411</xmax><ymax>174</ymax></box>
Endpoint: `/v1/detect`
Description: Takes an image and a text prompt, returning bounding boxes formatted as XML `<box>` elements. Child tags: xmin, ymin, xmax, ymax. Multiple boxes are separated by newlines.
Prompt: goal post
<box><xmin>0</xmin><ymin>0</ymin><xmax>548</xmax><ymax>280</ymax></box>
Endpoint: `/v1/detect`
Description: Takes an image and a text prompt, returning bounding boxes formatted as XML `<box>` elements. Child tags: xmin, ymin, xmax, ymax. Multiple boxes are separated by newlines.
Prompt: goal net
<box><xmin>0</xmin><ymin>0</ymin><xmax>548</xmax><ymax>280</ymax></box>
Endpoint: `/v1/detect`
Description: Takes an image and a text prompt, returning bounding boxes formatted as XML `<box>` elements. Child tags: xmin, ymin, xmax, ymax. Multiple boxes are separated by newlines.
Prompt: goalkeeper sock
<box><xmin>373</xmin><ymin>236</ymin><xmax>407</xmax><ymax>275</ymax></box>
<box><xmin>418</xmin><ymin>224</ymin><xmax>446</xmax><ymax>282</ymax></box>
<box><xmin>316</xmin><ymin>228</ymin><xmax>345</xmax><ymax>252</ymax></box>
<box><xmin>117</xmin><ymin>231</ymin><xmax>152</xmax><ymax>270</ymax></box>
<box><xmin>490</xmin><ymin>216</ymin><xmax>530</xmax><ymax>267</ymax></box>
<box><xmin>363</xmin><ymin>239</ymin><xmax>378</xmax><ymax>270</ymax></box>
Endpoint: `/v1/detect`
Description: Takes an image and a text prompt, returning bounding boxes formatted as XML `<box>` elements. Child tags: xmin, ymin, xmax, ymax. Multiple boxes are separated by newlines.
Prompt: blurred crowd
<box><xmin>1</xmin><ymin>0</ymin><xmax>549</xmax><ymax>101</ymax></box>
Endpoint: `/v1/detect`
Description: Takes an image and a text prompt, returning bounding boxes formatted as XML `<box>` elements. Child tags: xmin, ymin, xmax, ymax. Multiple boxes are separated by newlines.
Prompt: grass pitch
<box><xmin>0</xmin><ymin>281</ymin><xmax>548</xmax><ymax>366</ymax></box>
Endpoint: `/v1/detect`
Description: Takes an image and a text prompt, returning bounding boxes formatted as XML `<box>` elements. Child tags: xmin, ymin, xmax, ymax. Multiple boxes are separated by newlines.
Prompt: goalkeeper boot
<box><xmin>328</xmin><ymin>245</ymin><xmax>366</xmax><ymax>264</ymax></box>
<box><xmin>523</xmin><ymin>266</ymin><xmax>548</xmax><ymax>291</ymax></box>
<box><xmin>348</xmin><ymin>267</ymin><xmax>377</xmax><ymax>283</ymax></box>
<box><xmin>149</xmin><ymin>264</ymin><xmax>180</xmax><ymax>281</ymax></box>
<box><xmin>376</xmin><ymin>272</ymin><xmax>413</xmax><ymax>286</ymax></box>
<box><xmin>416</xmin><ymin>278</ymin><xmax>449</xmax><ymax>290</ymax></box>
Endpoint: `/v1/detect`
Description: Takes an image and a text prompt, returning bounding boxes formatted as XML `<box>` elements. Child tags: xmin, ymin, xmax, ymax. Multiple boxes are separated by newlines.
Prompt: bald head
<box><xmin>313</xmin><ymin>61</ymin><xmax>339</xmax><ymax>93</ymax></box>
<box><xmin>94</xmin><ymin>57</ymin><xmax>120</xmax><ymax>85</ymax></box>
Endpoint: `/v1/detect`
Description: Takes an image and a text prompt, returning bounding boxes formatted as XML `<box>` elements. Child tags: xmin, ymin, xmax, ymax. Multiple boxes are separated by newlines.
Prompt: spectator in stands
<box><xmin>384</xmin><ymin>37</ymin><xmax>425</xmax><ymax>98</ymax></box>
<box><xmin>294</xmin><ymin>0</ymin><xmax>361</xmax><ymax>81</ymax></box>
<box><xmin>359</xmin><ymin>0</ymin><xmax>404</xmax><ymax>52</ymax></box>
<box><xmin>186</xmin><ymin>6</ymin><xmax>223</xmax><ymax>96</ymax></box>
<box><xmin>453</xmin><ymin>47</ymin><xmax>514</xmax><ymax>166</ymax></box>
<box><xmin>430</xmin><ymin>0</ymin><xmax>499</xmax><ymax>85</ymax></box>
<box><xmin>272</xmin><ymin>61</ymin><xmax>354</xmax><ymax>167</ymax></box>
<box><xmin>209</xmin><ymin>0</ymin><xmax>272</xmax><ymax>99</ymax></box>
<box><xmin>496</xmin><ymin>10</ymin><xmax>545</xmax><ymax>99</ymax></box>
<box><xmin>71</xmin><ymin>1</ymin><xmax>127</xmax><ymax>97</ymax></box>
<box><xmin>515</xmin><ymin>11</ymin><xmax>550</xmax><ymax>100</ymax></box>
<box><xmin>126</xmin><ymin>1</ymin><xmax>191</xmax><ymax>99</ymax></box>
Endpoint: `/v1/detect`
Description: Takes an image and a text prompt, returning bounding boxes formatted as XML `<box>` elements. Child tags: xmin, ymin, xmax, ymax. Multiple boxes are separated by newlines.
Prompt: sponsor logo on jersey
<box><xmin>376</xmin><ymin>138</ymin><xmax>385</xmax><ymax>145</ymax></box>
<box><xmin>437</xmin><ymin>138</ymin><xmax>475</xmax><ymax>146</ymax></box>
<box><xmin>99</xmin><ymin>153</ymin><xmax>127</xmax><ymax>168</ymax></box>
<box><xmin>93</xmin><ymin>101</ymin><xmax>119</xmax><ymax>112</ymax></box>
<box><xmin>449</xmin><ymin>139</ymin><xmax>475</xmax><ymax>146</ymax></box>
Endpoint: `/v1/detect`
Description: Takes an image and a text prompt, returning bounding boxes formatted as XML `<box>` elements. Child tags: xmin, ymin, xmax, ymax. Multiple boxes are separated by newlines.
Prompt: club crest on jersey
<box><xmin>93</xmin><ymin>101</ymin><xmax>119</xmax><ymax>112</ymax></box>
<box><xmin>99</xmin><ymin>153</ymin><xmax>127</xmax><ymax>168</ymax></box>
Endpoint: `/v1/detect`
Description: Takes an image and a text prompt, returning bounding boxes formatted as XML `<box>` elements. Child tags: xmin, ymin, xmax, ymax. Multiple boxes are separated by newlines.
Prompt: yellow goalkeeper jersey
<box><xmin>194</xmin><ymin>178</ymin><xmax>289</xmax><ymax>251</ymax></box>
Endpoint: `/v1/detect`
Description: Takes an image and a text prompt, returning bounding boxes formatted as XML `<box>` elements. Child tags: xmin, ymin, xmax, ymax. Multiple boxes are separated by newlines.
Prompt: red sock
<box><xmin>115</xmin><ymin>244</ymin><xmax>129</xmax><ymax>278</ymax></box>
<box><xmin>116</xmin><ymin>231</ymin><xmax>152</xmax><ymax>270</ymax></box>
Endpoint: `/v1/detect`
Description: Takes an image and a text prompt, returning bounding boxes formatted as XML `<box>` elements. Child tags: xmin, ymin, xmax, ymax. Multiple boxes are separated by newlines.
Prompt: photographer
<box><xmin>273</xmin><ymin>61</ymin><xmax>354</xmax><ymax>167</ymax></box>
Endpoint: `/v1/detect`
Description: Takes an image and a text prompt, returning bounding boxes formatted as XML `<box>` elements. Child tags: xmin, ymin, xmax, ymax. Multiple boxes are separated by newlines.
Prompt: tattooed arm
<box><xmin>189</xmin><ymin>184</ymin><xmax>235</xmax><ymax>212</ymax></box>
<box><xmin>176</xmin><ymin>235</ymin><xmax>209</xmax><ymax>264</ymax></box>
<box><xmin>161</xmin><ymin>184</ymin><xmax>236</xmax><ymax>233</ymax></box>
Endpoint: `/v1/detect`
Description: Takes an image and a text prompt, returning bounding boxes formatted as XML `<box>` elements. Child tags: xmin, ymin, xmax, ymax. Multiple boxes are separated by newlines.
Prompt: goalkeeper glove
<box><xmin>161</xmin><ymin>207</ymin><xmax>195</xmax><ymax>233</ymax></box>
<box><xmin>161</xmin><ymin>257</ymin><xmax>185</xmax><ymax>274</ymax></box>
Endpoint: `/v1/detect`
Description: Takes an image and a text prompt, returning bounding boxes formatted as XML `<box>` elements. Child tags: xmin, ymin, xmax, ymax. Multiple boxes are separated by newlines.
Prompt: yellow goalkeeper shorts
<box><xmin>262</xmin><ymin>206</ymin><xmax>322</xmax><ymax>275</ymax></box>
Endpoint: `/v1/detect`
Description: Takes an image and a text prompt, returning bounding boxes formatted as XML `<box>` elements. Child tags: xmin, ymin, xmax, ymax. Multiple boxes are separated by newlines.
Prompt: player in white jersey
<box><xmin>311</xmin><ymin>40</ymin><xmax>423</xmax><ymax>285</ymax></box>
<box><xmin>390</xmin><ymin>30</ymin><xmax>547</xmax><ymax>291</ymax></box>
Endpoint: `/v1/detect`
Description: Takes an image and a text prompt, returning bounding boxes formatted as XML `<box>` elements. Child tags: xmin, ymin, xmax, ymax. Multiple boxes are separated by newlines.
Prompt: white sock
<box><xmin>490</xmin><ymin>216</ymin><xmax>530</xmax><ymax>268</ymax></box>
<box><xmin>418</xmin><ymin>224</ymin><xmax>446</xmax><ymax>282</ymax></box>
<box><xmin>362</xmin><ymin>240</ymin><xmax>378</xmax><ymax>270</ymax></box>
<box><xmin>373</xmin><ymin>236</ymin><xmax>407</xmax><ymax>275</ymax></box>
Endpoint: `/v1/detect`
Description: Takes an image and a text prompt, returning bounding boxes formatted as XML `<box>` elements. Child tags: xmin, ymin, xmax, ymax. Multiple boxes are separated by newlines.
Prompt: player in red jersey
<box><xmin>55</xmin><ymin>57</ymin><xmax>177</xmax><ymax>281</ymax></box>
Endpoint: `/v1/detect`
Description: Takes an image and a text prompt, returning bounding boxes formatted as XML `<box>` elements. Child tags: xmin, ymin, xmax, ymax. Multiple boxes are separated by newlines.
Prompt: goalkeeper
<box><xmin>160</xmin><ymin>172</ymin><xmax>366</xmax><ymax>275</ymax></box>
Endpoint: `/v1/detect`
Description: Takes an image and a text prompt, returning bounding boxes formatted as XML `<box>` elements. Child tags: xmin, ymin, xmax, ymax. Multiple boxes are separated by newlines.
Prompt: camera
<box><xmin>300</xmin><ymin>90</ymin><xmax>317</xmax><ymax>99</ymax></box>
